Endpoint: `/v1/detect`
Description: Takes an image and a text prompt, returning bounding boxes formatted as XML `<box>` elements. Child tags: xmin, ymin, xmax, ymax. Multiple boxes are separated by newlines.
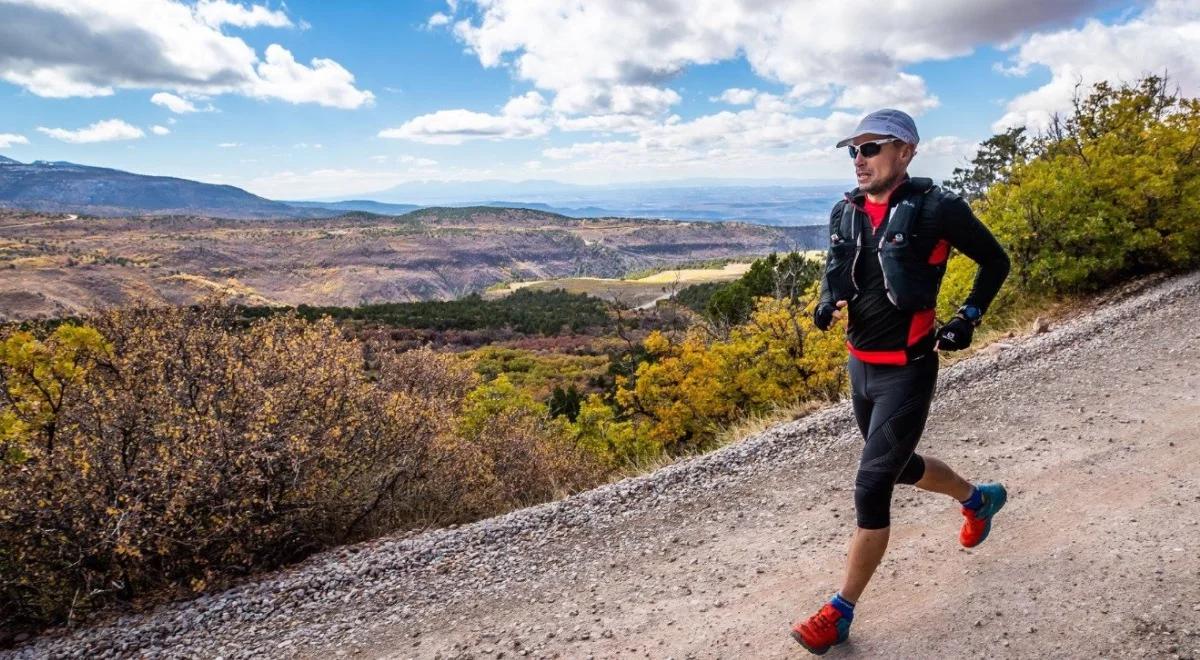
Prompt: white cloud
<box><xmin>293</xmin><ymin>142</ymin><xmax>323</xmax><ymax>149</ymax></box>
<box><xmin>251</xmin><ymin>44</ymin><xmax>375</xmax><ymax>109</ymax></box>
<box><xmin>450</xmin><ymin>0</ymin><xmax>1101</xmax><ymax>118</ymax></box>
<box><xmin>916</xmin><ymin>135</ymin><xmax>980</xmax><ymax>175</ymax></box>
<box><xmin>994</xmin><ymin>0</ymin><xmax>1200</xmax><ymax>131</ymax></box>
<box><xmin>502</xmin><ymin>90</ymin><xmax>547</xmax><ymax>118</ymax></box>
<box><xmin>194</xmin><ymin>0</ymin><xmax>293</xmax><ymax>28</ymax></box>
<box><xmin>218</xmin><ymin>142</ymin><xmax>241</xmax><ymax>148</ymax></box>
<box><xmin>398</xmin><ymin>155</ymin><xmax>438</xmax><ymax>167</ymax></box>
<box><xmin>713</xmin><ymin>88</ymin><xmax>757</xmax><ymax>105</ymax></box>
<box><xmin>835</xmin><ymin>73</ymin><xmax>940</xmax><ymax>116</ymax></box>
<box><xmin>0</xmin><ymin>133</ymin><xmax>29</xmax><ymax>148</ymax></box>
<box><xmin>551</xmin><ymin>84</ymin><xmax>680</xmax><ymax>116</ymax></box>
<box><xmin>150</xmin><ymin>124</ymin><xmax>171</xmax><ymax>135</ymax></box>
<box><xmin>0</xmin><ymin>0</ymin><xmax>372</xmax><ymax>108</ymax></box>
<box><xmin>150</xmin><ymin>92</ymin><xmax>211</xmax><ymax>113</ymax></box>
<box><xmin>37</xmin><ymin>119</ymin><xmax>145</xmax><ymax>144</ymax></box>
<box><xmin>542</xmin><ymin>107</ymin><xmax>860</xmax><ymax>169</ymax></box>
<box><xmin>555</xmin><ymin>113</ymin><xmax>660</xmax><ymax>134</ymax></box>
<box><xmin>426</xmin><ymin>12</ymin><xmax>451</xmax><ymax>28</ymax></box>
<box><xmin>380</xmin><ymin>92</ymin><xmax>550</xmax><ymax>144</ymax></box>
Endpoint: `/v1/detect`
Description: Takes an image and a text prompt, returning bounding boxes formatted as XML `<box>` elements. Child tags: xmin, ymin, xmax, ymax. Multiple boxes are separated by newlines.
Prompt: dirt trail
<box><xmin>362</xmin><ymin>276</ymin><xmax>1200</xmax><ymax>660</ymax></box>
<box><xmin>9</xmin><ymin>272</ymin><xmax>1200</xmax><ymax>660</ymax></box>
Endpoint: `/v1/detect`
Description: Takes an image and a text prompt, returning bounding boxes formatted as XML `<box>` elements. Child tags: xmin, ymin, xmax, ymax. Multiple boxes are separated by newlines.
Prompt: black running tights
<box><xmin>848</xmin><ymin>353</ymin><xmax>939</xmax><ymax>529</ymax></box>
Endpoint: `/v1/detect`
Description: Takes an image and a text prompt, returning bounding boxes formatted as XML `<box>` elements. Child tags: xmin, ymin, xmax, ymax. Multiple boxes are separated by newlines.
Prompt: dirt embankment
<box><xmin>8</xmin><ymin>271</ymin><xmax>1200</xmax><ymax>659</ymax></box>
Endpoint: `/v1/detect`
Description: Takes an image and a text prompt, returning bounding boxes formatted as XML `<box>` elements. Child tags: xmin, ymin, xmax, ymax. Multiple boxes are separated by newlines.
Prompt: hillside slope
<box><xmin>0</xmin><ymin>158</ymin><xmax>319</xmax><ymax>219</ymax></box>
<box><xmin>8</xmin><ymin>271</ymin><xmax>1200</xmax><ymax>659</ymax></box>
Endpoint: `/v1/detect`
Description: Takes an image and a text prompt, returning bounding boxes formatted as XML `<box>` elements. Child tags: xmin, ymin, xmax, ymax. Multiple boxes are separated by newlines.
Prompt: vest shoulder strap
<box><xmin>884</xmin><ymin>179</ymin><xmax>948</xmax><ymax>241</ymax></box>
<box><xmin>836</xmin><ymin>198</ymin><xmax>856</xmax><ymax>242</ymax></box>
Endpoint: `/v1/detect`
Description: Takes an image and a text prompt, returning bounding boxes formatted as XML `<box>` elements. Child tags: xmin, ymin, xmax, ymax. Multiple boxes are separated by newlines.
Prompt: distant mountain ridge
<box><xmin>0</xmin><ymin>154</ymin><xmax>839</xmax><ymax>225</ymax></box>
<box><xmin>0</xmin><ymin>157</ymin><xmax>320</xmax><ymax>219</ymax></box>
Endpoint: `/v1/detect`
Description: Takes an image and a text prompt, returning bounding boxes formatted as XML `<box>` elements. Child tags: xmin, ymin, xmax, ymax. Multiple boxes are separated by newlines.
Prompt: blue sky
<box><xmin>0</xmin><ymin>0</ymin><xmax>1194</xmax><ymax>200</ymax></box>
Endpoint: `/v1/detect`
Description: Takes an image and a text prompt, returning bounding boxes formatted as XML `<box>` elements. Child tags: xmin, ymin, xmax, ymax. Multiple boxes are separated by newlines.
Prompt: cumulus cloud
<box><xmin>712</xmin><ymin>88</ymin><xmax>759</xmax><ymax>105</ymax></box>
<box><xmin>0</xmin><ymin>0</ymin><xmax>372</xmax><ymax>108</ymax></box>
<box><xmin>150</xmin><ymin>124</ymin><xmax>171</xmax><ymax>135</ymax></box>
<box><xmin>555</xmin><ymin>113</ymin><xmax>660</xmax><ymax>134</ymax></box>
<box><xmin>501</xmin><ymin>90</ymin><xmax>548</xmax><ymax>118</ymax></box>
<box><xmin>150</xmin><ymin>92</ymin><xmax>211</xmax><ymax>113</ymax></box>
<box><xmin>445</xmin><ymin>0</ymin><xmax>1101</xmax><ymax>117</ymax></box>
<box><xmin>37</xmin><ymin>119</ymin><xmax>145</xmax><ymax>143</ymax></box>
<box><xmin>550</xmin><ymin>84</ymin><xmax>680</xmax><ymax>116</ymax></box>
<box><xmin>399</xmin><ymin>0</ymin><xmax>1105</xmax><ymax>180</ymax></box>
<box><xmin>542</xmin><ymin>107</ymin><xmax>861</xmax><ymax>170</ymax></box>
<box><xmin>379</xmin><ymin>92</ymin><xmax>550</xmax><ymax>144</ymax></box>
<box><xmin>194</xmin><ymin>0</ymin><xmax>292</xmax><ymax>28</ymax></box>
<box><xmin>834</xmin><ymin>73</ymin><xmax>940</xmax><ymax>115</ymax></box>
<box><xmin>250</xmin><ymin>44</ymin><xmax>375</xmax><ymax>109</ymax></box>
<box><xmin>994</xmin><ymin>0</ymin><xmax>1200</xmax><ymax>131</ymax></box>
<box><xmin>0</xmin><ymin>133</ymin><xmax>29</xmax><ymax>148</ymax></box>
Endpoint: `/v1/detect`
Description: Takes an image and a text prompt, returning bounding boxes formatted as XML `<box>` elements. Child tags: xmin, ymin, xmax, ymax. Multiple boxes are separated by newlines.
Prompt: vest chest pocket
<box><xmin>880</xmin><ymin>235</ymin><xmax>944</xmax><ymax>311</ymax></box>
<box><xmin>825</xmin><ymin>239</ymin><xmax>857</xmax><ymax>302</ymax></box>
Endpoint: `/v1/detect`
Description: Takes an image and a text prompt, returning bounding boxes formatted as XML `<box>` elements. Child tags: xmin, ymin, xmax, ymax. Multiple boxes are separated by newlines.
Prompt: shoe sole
<box><xmin>790</xmin><ymin>629</ymin><xmax>830</xmax><ymax>655</ymax></box>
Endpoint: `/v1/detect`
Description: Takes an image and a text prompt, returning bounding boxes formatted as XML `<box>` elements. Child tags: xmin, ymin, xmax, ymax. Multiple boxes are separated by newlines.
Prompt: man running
<box><xmin>790</xmin><ymin>108</ymin><xmax>1012</xmax><ymax>655</ymax></box>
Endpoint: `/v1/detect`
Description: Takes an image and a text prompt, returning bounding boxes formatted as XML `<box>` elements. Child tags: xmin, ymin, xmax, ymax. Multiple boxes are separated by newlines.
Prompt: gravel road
<box><xmin>9</xmin><ymin>270</ymin><xmax>1200</xmax><ymax>660</ymax></box>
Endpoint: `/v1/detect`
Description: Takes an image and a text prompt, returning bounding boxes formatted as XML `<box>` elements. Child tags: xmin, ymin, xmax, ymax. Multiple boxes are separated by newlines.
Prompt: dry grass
<box><xmin>485</xmin><ymin>261</ymin><xmax>763</xmax><ymax>307</ymax></box>
<box><xmin>163</xmin><ymin>273</ymin><xmax>275</xmax><ymax>305</ymax></box>
<box><xmin>710</xmin><ymin>398</ymin><xmax>834</xmax><ymax>449</ymax></box>
<box><xmin>630</xmin><ymin>261</ymin><xmax>753</xmax><ymax>284</ymax></box>
<box><xmin>936</xmin><ymin>293</ymin><xmax>1076</xmax><ymax>367</ymax></box>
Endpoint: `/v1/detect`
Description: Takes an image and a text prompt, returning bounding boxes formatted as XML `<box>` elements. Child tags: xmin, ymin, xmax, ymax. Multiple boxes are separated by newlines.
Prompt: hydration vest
<box><xmin>824</xmin><ymin>177</ymin><xmax>952</xmax><ymax>312</ymax></box>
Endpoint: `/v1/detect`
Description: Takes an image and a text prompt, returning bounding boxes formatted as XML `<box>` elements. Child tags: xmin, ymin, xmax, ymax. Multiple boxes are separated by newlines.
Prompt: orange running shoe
<box><xmin>790</xmin><ymin>602</ymin><xmax>851</xmax><ymax>655</ymax></box>
<box><xmin>960</xmin><ymin>482</ymin><xmax>1007</xmax><ymax>548</ymax></box>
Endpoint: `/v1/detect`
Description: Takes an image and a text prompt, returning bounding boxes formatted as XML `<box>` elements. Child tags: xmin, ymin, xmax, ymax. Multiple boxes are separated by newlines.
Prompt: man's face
<box><xmin>852</xmin><ymin>133</ymin><xmax>913</xmax><ymax>195</ymax></box>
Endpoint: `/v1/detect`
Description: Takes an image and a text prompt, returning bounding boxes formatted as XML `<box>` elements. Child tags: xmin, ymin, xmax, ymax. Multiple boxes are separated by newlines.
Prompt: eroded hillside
<box><xmin>0</xmin><ymin>208</ymin><xmax>822</xmax><ymax>320</ymax></box>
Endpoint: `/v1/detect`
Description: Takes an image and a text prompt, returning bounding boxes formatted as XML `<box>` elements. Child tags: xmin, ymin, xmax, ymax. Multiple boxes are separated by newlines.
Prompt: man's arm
<box><xmin>938</xmin><ymin>195</ymin><xmax>1010</xmax><ymax>316</ymax></box>
<box><xmin>813</xmin><ymin>201</ymin><xmax>844</xmax><ymax>330</ymax></box>
<box><xmin>816</xmin><ymin>201</ymin><xmax>843</xmax><ymax>307</ymax></box>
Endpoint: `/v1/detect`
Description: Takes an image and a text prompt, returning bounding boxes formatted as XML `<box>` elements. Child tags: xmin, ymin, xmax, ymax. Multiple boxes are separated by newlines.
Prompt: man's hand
<box><xmin>935</xmin><ymin>315</ymin><xmax>974</xmax><ymax>351</ymax></box>
<box><xmin>814</xmin><ymin>300</ymin><xmax>848</xmax><ymax>331</ymax></box>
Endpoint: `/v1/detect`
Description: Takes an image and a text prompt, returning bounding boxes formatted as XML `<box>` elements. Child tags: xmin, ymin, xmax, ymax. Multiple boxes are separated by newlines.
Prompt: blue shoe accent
<box><xmin>977</xmin><ymin>482</ymin><xmax>1008</xmax><ymax>518</ymax></box>
<box><xmin>971</xmin><ymin>482</ymin><xmax>1008</xmax><ymax>546</ymax></box>
<box><xmin>835</xmin><ymin>618</ymin><xmax>852</xmax><ymax>644</ymax></box>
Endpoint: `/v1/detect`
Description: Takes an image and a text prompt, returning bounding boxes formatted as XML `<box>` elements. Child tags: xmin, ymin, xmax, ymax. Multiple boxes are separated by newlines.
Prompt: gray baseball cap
<box><xmin>835</xmin><ymin>108</ymin><xmax>920</xmax><ymax>148</ymax></box>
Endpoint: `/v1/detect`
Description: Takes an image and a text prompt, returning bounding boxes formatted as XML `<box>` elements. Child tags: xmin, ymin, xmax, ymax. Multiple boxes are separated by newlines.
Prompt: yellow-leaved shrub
<box><xmin>0</xmin><ymin>303</ymin><xmax>599</xmax><ymax>627</ymax></box>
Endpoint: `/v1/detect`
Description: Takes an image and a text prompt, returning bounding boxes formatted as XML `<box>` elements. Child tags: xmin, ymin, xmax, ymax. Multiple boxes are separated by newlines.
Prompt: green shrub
<box><xmin>953</xmin><ymin>76</ymin><xmax>1200</xmax><ymax>295</ymax></box>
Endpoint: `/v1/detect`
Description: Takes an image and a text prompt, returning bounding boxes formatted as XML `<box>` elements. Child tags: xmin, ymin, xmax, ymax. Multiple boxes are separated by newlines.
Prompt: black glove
<box><xmin>813</xmin><ymin>302</ymin><xmax>837</xmax><ymax>331</ymax></box>
<box><xmin>935</xmin><ymin>315</ymin><xmax>975</xmax><ymax>351</ymax></box>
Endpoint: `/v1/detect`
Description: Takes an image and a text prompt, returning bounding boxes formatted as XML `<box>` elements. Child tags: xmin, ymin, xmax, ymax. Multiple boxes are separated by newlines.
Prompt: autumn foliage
<box><xmin>0</xmin><ymin>305</ymin><xmax>599</xmax><ymax>627</ymax></box>
<box><xmin>615</xmin><ymin>290</ymin><xmax>846</xmax><ymax>452</ymax></box>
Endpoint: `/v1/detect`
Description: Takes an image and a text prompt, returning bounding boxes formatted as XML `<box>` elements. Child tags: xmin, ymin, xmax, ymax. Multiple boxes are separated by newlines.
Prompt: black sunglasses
<box><xmin>847</xmin><ymin>138</ymin><xmax>901</xmax><ymax>159</ymax></box>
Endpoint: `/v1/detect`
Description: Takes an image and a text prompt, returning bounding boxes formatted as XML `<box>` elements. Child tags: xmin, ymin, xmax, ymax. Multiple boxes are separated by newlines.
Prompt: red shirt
<box><xmin>863</xmin><ymin>199</ymin><xmax>889</xmax><ymax>230</ymax></box>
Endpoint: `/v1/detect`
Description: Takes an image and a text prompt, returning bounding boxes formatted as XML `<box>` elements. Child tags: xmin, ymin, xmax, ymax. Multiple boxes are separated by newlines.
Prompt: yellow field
<box><xmin>629</xmin><ymin>261</ymin><xmax>752</xmax><ymax>283</ymax></box>
<box><xmin>485</xmin><ymin>261</ymin><xmax>763</xmax><ymax>308</ymax></box>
